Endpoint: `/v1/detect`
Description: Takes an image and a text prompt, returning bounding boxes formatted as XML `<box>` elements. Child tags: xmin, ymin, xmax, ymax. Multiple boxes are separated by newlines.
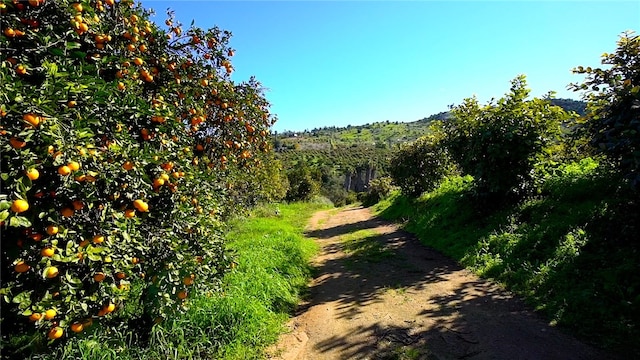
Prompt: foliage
<box><xmin>23</xmin><ymin>201</ymin><xmax>328</xmax><ymax>360</ymax></box>
<box><xmin>569</xmin><ymin>31</ymin><xmax>640</xmax><ymax>189</ymax></box>
<box><xmin>285</xmin><ymin>163</ymin><xmax>320</xmax><ymax>202</ymax></box>
<box><xmin>375</xmin><ymin>167</ymin><xmax>640</xmax><ymax>354</ymax></box>
<box><xmin>388</xmin><ymin>121</ymin><xmax>455</xmax><ymax>197</ymax></box>
<box><xmin>444</xmin><ymin>76</ymin><xmax>569</xmax><ymax>200</ymax></box>
<box><xmin>0</xmin><ymin>0</ymin><xmax>274</xmax><ymax>353</ymax></box>
<box><xmin>275</xmin><ymin>98</ymin><xmax>584</xmax><ymax>151</ymax></box>
<box><xmin>320</xmin><ymin>180</ymin><xmax>356</xmax><ymax>207</ymax></box>
<box><xmin>361</xmin><ymin>176</ymin><xmax>396</xmax><ymax>206</ymax></box>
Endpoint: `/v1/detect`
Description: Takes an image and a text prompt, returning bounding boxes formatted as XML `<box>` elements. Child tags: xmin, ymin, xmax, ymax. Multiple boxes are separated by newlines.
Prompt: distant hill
<box><xmin>275</xmin><ymin>98</ymin><xmax>586</xmax><ymax>150</ymax></box>
<box><xmin>549</xmin><ymin>98</ymin><xmax>587</xmax><ymax>116</ymax></box>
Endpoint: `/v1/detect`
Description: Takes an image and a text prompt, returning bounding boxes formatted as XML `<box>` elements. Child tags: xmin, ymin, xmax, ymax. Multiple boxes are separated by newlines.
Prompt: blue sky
<box><xmin>143</xmin><ymin>1</ymin><xmax>639</xmax><ymax>132</ymax></box>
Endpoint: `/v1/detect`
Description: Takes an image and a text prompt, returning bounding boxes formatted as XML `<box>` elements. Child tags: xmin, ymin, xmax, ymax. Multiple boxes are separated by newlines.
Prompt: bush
<box><xmin>361</xmin><ymin>176</ymin><xmax>395</xmax><ymax>206</ymax></box>
<box><xmin>445</xmin><ymin>76</ymin><xmax>569</xmax><ymax>200</ymax></box>
<box><xmin>285</xmin><ymin>163</ymin><xmax>320</xmax><ymax>202</ymax></box>
<box><xmin>0</xmin><ymin>0</ymin><xmax>273</xmax><ymax>353</ymax></box>
<box><xmin>388</xmin><ymin>122</ymin><xmax>454</xmax><ymax>197</ymax></box>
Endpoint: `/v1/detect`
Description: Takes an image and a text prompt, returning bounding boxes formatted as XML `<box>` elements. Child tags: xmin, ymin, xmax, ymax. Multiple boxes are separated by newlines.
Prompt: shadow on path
<box><xmin>291</xmin><ymin>206</ymin><xmax>613</xmax><ymax>360</ymax></box>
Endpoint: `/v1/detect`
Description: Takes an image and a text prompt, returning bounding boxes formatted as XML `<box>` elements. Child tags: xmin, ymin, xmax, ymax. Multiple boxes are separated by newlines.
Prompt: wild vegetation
<box><xmin>274</xmin><ymin>97</ymin><xmax>586</xmax><ymax>206</ymax></box>
<box><xmin>377</xmin><ymin>31</ymin><xmax>640</xmax><ymax>354</ymax></box>
<box><xmin>1</xmin><ymin>0</ymin><xmax>637</xmax><ymax>357</ymax></box>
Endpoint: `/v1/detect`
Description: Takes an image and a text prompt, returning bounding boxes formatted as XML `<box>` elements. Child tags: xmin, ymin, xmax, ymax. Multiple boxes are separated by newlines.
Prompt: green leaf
<box><xmin>9</xmin><ymin>216</ymin><xmax>32</xmax><ymax>228</ymax></box>
<box><xmin>0</xmin><ymin>210</ymin><xmax>9</xmax><ymax>222</ymax></box>
<box><xmin>71</xmin><ymin>51</ymin><xmax>86</xmax><ymax>59</ymax></box>
<box><xmin>49</xmin><ymin>48</ymin><xmax>64</xmax><ymax>57</ymax></box>
<box><xmin>12</xmin><ymin>291</ymin><xmax>33</xmax><ymax>308</ymax></box>
<box><xmin>66</xmin><ymin>42</ymin><xmax>81</xmax><ymax>50</ymax></box>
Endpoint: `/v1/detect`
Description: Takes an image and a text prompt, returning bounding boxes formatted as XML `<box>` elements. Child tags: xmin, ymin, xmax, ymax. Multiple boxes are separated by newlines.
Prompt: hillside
<box><xmin>275</xmin><ymin>98</ymin><xmax>586</xmax><ymax>150</ymax></box>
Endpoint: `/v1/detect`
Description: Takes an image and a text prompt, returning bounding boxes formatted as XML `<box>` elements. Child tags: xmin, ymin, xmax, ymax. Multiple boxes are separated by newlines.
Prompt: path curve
<box><xmin>269</xmin><ymin>205</ymin><xmax>612</xmax><ymax>360</ymax></box>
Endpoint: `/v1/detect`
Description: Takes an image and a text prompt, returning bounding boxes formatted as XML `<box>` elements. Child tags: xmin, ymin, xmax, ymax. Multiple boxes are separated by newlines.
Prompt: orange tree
<box><xmin>0</xmin><ymin>0</ymin><xmax>274</xmax><ymax>349</ymax></box>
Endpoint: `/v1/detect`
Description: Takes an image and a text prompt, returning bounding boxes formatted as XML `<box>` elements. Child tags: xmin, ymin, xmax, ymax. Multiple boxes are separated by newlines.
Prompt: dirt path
<box><xmin>269</xmin><ymin>205</ymin><xmax>612</xmax><ymax>360</ymax></box>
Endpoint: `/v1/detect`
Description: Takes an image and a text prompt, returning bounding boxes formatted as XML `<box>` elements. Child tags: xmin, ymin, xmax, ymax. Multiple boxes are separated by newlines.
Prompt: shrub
<box><xmin>388</xmin><ymin>121</ymin><xmax>454</xmax><ymax>197</ymax></box>
<box><xmin>361</xmin><ymin>176</ymin><xmax>395</xmax><ymax>206</ymax></box>
<box><xmin>445</xmin><ymin>76</ymin><xmax>569</xmax><ymax>200</ymax></box>
<box><xmin>0</xmin><ymin>0</ymin><xmax>273</xmax><ymax>353</ymax></box>
<box><xmin>285</xmin><ymin>163</ymin><xmax>320</xmax><ymax>202</ymax></box>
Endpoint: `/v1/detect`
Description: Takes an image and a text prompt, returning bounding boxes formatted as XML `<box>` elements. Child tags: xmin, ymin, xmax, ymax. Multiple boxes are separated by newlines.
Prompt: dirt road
<box><xmin>269</xmin><ymin>206</ymin><xmax>612</xmax><ymax>360</ymax></box>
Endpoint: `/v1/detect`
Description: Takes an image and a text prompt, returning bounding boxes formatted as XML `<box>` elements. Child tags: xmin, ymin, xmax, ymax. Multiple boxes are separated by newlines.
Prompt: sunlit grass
<box><xmin>341</xmin><ymin>229</ymin><xmax>394</xmax><ymax>265</ymax></box>
<box><xmin>35</xmin><ymin>201</ymin><xmax>330</xmax><ymax>360</ymax></box>
<box><xmin>374</xmin><ymin>159</ymin><xmax>640</xmax><ymax>353</ymax></box>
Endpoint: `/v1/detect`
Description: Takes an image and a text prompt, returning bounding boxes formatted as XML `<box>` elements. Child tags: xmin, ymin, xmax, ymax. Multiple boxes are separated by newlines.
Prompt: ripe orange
<box><xmin>45</xmin><ymin>266</ymin><xmax>59</xmax><ymax>278</ymax></box>
<box><xmin>117</xmin><ymin>82</ymin><xmax>126</xmax><ymax>91</ymax></box>
<box><xmin>15</xmin><ymin>65</ymin><xmax>27</xmax><ymax>76</ymax></box>
<box><xmin>72</xmin><ymin>200</ymin><xmax>84</xmax><ymax>210</ymax></box>
<box><xmin>23</xmin><ymin>113</ymin><xmax>41</xmax><ymax>127</ymax></box>
<box><xmin>58</xmin><ymin>165</ymin><xmax>71</xmax><ymax>176</ymax></box>
<box><xmin>14</xmin><ymin>261</ymin><xmax>30</xmax><ymax>273</ymax></box>
<box><xmin>133</xmin><ymin>199</ymin><xmax>148</xmax><ymax>212</ymax></box>
<box><xmin>26</xmin><ymin>168</ymin><xmax>39</xmax><ymax>180</ymax></box>
<box><xmin>61</xmin><ymin>207</ymin><xmax>74</xmax><ymax>217</ymax></box>
<box><xmin>11</xmin><ymin>199</ymin><xmax>29</xmax><ymax>213</ymax></box>
<box><xmin>151</xmin><ymin>115</ymin><xmax>165</xmax><ymax>123</ymax></box>
<box><xmin>124</xmin><ymin>208</ymin><xmax>136</xmax><ymax>218</ymax></box>
<box><xmin>131</xmin><ymin>257</ymin><xmax>140</xmax><ymax>264</ymax></box>
<box><xmin>46</xmin><ymin>225</ymin><xmax>59</xmax><ymax>235</ymax></box>
<box><xmin>68</xmin><ymin>161</ymin><xmax>80</xmax><ymax>171</ymax></box>
<box><xmin>70</xmin><ymin>322</ymin><xmax>84</xmax><ymax>333</ymax></box>
<box><xmin>153</xmin><ymin>178</ymin><xmax>164</xmax><ymax>188</ymax></box>
<box><xmin>177</xmin><ymin>290</ymin><xmax>188</xmax><ymax>299</ymax></box>
<box><xmin>122</xmin><ymin>161</ymin><xmax>135</xmax><ymax>170</ymax></box>
<box><xmin>92</xmin><ymin>235</ymin><xmax>104</xmax><ymax>244</ymax></box>
<box><xmin>48</xmin><ymin>326</ymin><xmax>63</xmax><ymax>340</ymax></box>
<box><xmin>29</xmin><ymin>312</ymin><xmax>42</xmax><ymax>322</ymax></box>
<box><xmin>79</xmin><ymin>239</ymin><xmax>90</xmax><ymax>248</ymax></box>
<box><xmin>183</xmin><ymin>276</ymin><xmax>194</xmax><ymax>286</ymax></box>
<box><xmin>44</xmin><ymin>309</ymin><xmax>56</xmax><ymax>320</ymax></box>
<box><xmin>115</xmin><ymin>272</ymin><xmax>126</xmax><ymax>279</ymax></box>
<box><xmin>41</xmin><ymin>247</ymin><xmax>55</xmax><ymax>257</ymax></box>
<box><xmin>133</xmin><ymin>57</ymin><xmax>143</xmax><ymax>66</ymax></box>
<box><xmin>72</xmin><ymin>2</ymin><xmax>83</xmax><ymax>12</ymax></box>
<box><xmin>93</xmin><ymin>272</ymin><xmax>105</xmax><ymax>282</ymax></box>
<box><xmin>104</xmin><ymin>302</ymin><xmax>116</xmax><ymax>313</ymax></box>
<box><xmin>4</xmin><ymin>28</ymin><xmax>15</xmax><ymax>37</ymax></box>
<box><xmin>10</xmin><ymin>138</ymin><xmax>26</xmax><ymax>149</ymax></box>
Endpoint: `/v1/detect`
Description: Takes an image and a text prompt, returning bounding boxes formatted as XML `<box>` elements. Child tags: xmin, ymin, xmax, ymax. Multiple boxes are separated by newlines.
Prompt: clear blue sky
<box><xmin>143</xmin><ymin>1</ymin><xmax>639</xmax><ymax>132</ymax></box>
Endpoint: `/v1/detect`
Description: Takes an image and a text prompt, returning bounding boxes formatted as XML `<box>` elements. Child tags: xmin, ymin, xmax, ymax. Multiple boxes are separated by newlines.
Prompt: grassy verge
<box><xmin>35</xmin><ymin>201</ymin><xmax>330</xmax><ymax>360</ymax></box>
<box><xmin>374</xmin><ymin>159</ymin><xmax>640</xmax><ymax>354</ymax></box>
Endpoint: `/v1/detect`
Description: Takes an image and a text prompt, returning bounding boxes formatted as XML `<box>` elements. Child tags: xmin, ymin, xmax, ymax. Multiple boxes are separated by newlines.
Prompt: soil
<box><xmin>268</xmin><ymin>205</ymin><xmax>614</xmax><ymax>360</ymax></box>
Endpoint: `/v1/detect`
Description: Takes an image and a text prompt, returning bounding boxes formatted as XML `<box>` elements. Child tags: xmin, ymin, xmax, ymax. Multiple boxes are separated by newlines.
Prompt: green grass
<box><xmin>340</xmin><ymin>229</ymin><xmax>394</xmax><ymax>267</ymax></box>
<box><xmin>374</xmin><ymin>159</ymin><xmax>640</xmax><ymax>354</ymax></box>
<box><xmin>31</xmin><ymin>201</ymin><xmax>330</xmax><ymax>360</ymax></box>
